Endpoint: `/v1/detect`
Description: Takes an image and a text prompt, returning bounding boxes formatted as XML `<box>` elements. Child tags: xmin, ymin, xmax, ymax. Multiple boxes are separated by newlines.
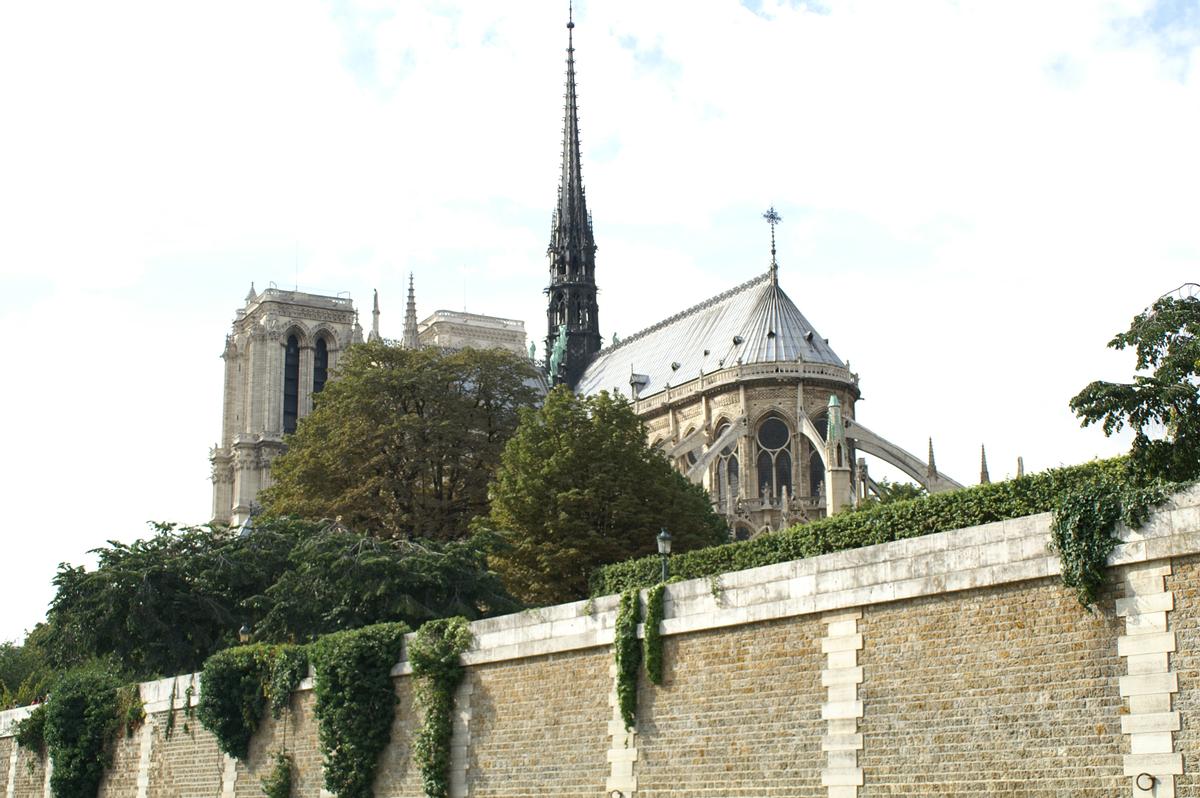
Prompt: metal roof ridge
<box><xmin>593</xmin><ymin>270</ymin><xmax>773</xmax><ymax>356</ymax></box>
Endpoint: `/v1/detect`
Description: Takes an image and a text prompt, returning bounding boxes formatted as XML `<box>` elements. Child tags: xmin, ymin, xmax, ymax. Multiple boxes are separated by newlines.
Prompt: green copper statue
<box><xmin>528</xmin><ymin>340</ymin><xmax>536</xmax><ymax>361</ymax></box>
<box><xmin>549</xmin><ymin>324</ymin><xmax>568</xmax><ymax>379</ymax></box>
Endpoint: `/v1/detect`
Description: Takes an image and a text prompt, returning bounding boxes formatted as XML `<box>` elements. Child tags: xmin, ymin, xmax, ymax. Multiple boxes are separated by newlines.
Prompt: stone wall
<box><xmin>3</xmin><ymin>485</ymin><xmax>1199</xmax><ymax>798</ymax></box>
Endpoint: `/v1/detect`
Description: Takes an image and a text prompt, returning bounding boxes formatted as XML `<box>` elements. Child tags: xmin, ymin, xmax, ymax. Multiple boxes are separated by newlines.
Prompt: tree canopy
<box><xmin>1070</xmin><ymin>289</ymin><xmax>1200</xmax><ymax>483</ymax></box>
<box><xmin>485</xmin><ymin>387</ymin><xmax>728</xmax><ymax>605</ymax></box>
<box><xmin>41</xmin><ymin>519</ymin><xmax>516</xmax><ymax>681</ymax></box>
<box><xmin>261</xmin><ymin>342</ymin><xmax>539</xmax><ymax>540</ymax></box>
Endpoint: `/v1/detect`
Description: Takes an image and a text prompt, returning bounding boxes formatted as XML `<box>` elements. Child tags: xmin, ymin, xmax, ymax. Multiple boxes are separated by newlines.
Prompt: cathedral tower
<box><xmin>544</xmin><ymin>8</ymin><xmax>601</xmax><ymax>388</ymax></box>
<box><xmin>210</xmin><ymin>286</ymin><xmax>362</xmax><ymax>526</ymax></box>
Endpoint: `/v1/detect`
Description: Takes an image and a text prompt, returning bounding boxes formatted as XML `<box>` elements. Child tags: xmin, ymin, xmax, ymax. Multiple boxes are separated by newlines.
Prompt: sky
<box><xmin>1</xmin><ymin>0</ymin><xmax>1198</xmax><ymax>643</ymax></box>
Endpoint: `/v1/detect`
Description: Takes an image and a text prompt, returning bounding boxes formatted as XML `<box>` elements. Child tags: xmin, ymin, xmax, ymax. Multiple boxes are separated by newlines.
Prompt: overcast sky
<box><xmin>1</xmin><ymin>0</ymin><xmax>1197</xmax><ymax>643</ymax></box>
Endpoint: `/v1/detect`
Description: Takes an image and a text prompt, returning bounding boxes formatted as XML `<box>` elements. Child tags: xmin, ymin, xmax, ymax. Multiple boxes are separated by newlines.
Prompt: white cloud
<box><xmin>0</xmin><ymin>0</ymin><xmax>1197</xmax><ymax>641</ymax></box>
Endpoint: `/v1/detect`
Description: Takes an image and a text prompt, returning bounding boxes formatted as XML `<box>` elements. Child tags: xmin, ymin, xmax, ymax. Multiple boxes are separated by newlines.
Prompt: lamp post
<box><xmin>656</xmin><ymin>528</ymin><xmax>672</xmax><ymax>583</ymax></box>
<box><xmin>238</xmin><ymin>624</ymin><xmax>252</xmax><ymax>645</ymax></box>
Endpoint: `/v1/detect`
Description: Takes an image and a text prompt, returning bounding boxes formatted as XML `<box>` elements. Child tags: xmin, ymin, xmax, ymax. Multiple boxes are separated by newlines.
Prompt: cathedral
<box><xmin>210</xmin><ymin>11</ymin><xmax>962</xmax><ymax>533</ymax></box>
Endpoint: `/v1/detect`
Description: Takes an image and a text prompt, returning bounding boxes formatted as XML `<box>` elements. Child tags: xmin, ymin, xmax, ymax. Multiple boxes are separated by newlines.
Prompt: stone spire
<box><xmin>403</xmin><ymin>274</ymin><xmax>420</xmax><ymax>349</ymax></box>
<box><xmin>1017</xmin><ymin>456</ymin><xmax>1025</xmax><ymax>479</ymax></box>
<box><xmin>926</xmin><ymin>438</ymin><xmax>937</xmax><ymax>482</ymax></box>
<box><xmin>824</xmin><ymin>395</ymin><xmax>852</xmax><ymax>516</ymax></box>
<box><xmin>980</xmin><ymin>444</ymin><xmax>990</xmax><ymax>485</ymax></box>
<box><xmin>545</xmin><ymin>2</ymin><xmax>601</xmax><ymax>389</ymax></box>
<box><xmin>368</xmin><ymin>289</ymin><xmax>382</xmax><ymax>343</ymax></box>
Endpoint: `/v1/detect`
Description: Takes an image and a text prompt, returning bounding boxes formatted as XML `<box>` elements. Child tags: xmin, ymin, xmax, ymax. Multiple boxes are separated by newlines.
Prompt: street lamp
<box><xmin>238</xmin><ymin>624</ymin><xmax>252</xmax><ymax>644</ymax></box>
<box><xmin>656</xmin><ymin>528</ymin><xmax>672</xmax><ymax>583</ymax></box>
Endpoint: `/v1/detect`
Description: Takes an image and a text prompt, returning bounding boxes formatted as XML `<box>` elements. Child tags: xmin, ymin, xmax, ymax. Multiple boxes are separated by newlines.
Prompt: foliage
<box><xmin>487</xmin><ymin>387</ymin><xmax>728</xmax><ymax>605</ymax></box>
<box><xmin>0</xmin><ymin>635</ymin><xmax>53</xmax><ymax>710</ymax></box>
<box><xmin>309</xmin><ymin>622</ymin><xmax>410</xmax><ymax>798</ymax></box>
<box><xmin>613</xmin><ymin>589</ymin><xmax>642</xmax><ymax>731</ymax></box>
<box><xmin>1071</xmin><ymin>292</ymin><xmax>1200</xmax><ymax>483</ymax></box>
<box><xmin>252</xmin><ymin>529</ymin><xmax>518</xmax><ymax>644</ymax></box>
<box><xmin>43</xmin><ymin>664</ymin><xmax>122</xmax><ymax>798</ymax></box>
<box><xmin>14</xmin><ymin>703</ymin><xmax>46</xmax><ymax>754</ymax></box>
<box><xmin>197</xmin><ymin>645</ymin><xmax>273</xmax><ymax>760</ymax></box>
<box><xmin>591</xmin><ymin>459</ymin><xmax>1132</xmax><ymax>596</ymax></box>
<box><xmin>262</xmin><ymin>342</ymin><xmax>539</xmax><ymax>540</ymax></box>
<box><xmin>267</xmin><ymin>645</ymin><xmax>309</xmax><ymax>718</ymax></box>
<box><xmin>261</xmin><ymin>752</ymin><xmax>294</xmax><ymax>798</ymax></box>
<box><xmin>643</xmin><ymin>583</ymin><xmax>666</xmax><ymax>686</ymax></box>
<box><xmin>115</xmin><ymin>684</ymin><xmax>145</xmax><ymax>738</ymax></box>
<box><xmin>44</xmin><ymin>518</ymin><xmax>513</xmax><ymax>682</ymax></box>
<box><xmin>1050</xmin><ymin>474</ymin><xmax>1177</xmax><ymax>607</ymax></box>
<box><xmin>43</xmin><ymin>520</ymin><xmax>308</xmax><ymax>680</ymax></box>
<box><xmin>858</xmin><ymin>478</ymin><xmax>926</xmax><ymax>507</ymax></box>
<box><xmin>409</xmin><ymin>618</ymin><xmax>473</xmax><ymax>798</ymax></box>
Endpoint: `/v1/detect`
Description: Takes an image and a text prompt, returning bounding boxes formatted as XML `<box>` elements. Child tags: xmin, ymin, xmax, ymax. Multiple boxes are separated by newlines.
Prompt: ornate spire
<box><xmin>926</xmin><ymin>438</ymin><xmax>937</xmax><ymax>481</ymax></box>
<box><xmin>545</xmin><ymin>3</ymin><xmax>601</xmax><ymax>389</ymax></box>
<box><xmin>763</xmin><ymin>207</ymin><xmax>781</xmax><ymax>285</ymax></box>
<box><xmin>980</xmin><ymin>444</ymin><xmax>990</xmax><ymax>485</ymax></box>
<box><xmin>368</xmin><ymin>289</ymin><xmax>382</xmax><ymax>342</ymax></box>
<box><xmin>403</xmin><ymin>274</ymin><xmax>420</xmax><ymax>349</ymax></box>
<box><xmin>1017</xmin><ymin>456</ymin><xmax>1025</xmax><ymax>478</ymax></box>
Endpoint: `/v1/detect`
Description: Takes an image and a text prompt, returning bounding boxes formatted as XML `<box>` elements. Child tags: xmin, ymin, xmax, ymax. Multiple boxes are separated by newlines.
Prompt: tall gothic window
<box><xmin>714</xmin><ymin>422</ymin><xmax>739</xmax><ymax>506</ymax></box>
<box><xmin>756</xmin><ymin>417</ymin><xmax>792</xmax><ymax>499</ymax></box>
<box><xmin>313</xmin><ymin>337</ymin><xmax>329</xmax><ymax>396</ymax></box>
<box><xmin>283</xmin><ymin>335</ymin><xmax>300</xmax><ymax>434</ymax></box>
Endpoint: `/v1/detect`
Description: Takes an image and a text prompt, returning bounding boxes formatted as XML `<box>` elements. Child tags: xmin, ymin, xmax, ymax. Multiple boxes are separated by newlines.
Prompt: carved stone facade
<box><xmin>210</xmin><ymin>287</ymin><xmax>362</xmax><ymax>526</ymax></box>
<box><xmin>418</xmin><ymin>310</ymin><xmax>528</xmax><ymax>355</ymax></box>
<box><xmin>637</xmin><ymin>363</ymin><xmax>862</xmax><ymax>537</ymax></box>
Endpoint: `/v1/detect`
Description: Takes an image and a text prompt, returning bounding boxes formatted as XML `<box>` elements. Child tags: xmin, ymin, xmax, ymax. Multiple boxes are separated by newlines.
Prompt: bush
<box><xmin>591</xmin><ymin>459</ymin><xmax>1129</xmax><ymax>596</ymax></box>
<box><xmin>197</xmin><ymin>645</ymin><xmax>273</xmax><ymax>760</ymax></box>
<box><xmin>43</xmin><ymin>665</ymin><xmax>123</xmax><ymax>798</ymax></box>
<box><xmin>410</xmin><ymin>618</ymin><xmax>472</xmax><ymax>798</ymax></box>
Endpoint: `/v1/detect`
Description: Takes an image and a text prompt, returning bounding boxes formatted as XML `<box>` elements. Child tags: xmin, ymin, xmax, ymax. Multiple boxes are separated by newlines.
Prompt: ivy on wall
<box><xmin>613</xmin><ymin>589</ymin><xmax>642</xmax><ymax>731</ymax></box>
<box><xmin>409</xmin><ymin>617</ymin><xmax>472</xmax><ymax>798</ymax></box>
<box><xmin>43</xmin><ymin>666</ymin><xmax>125</xmax><ymax>798</ymax></box>
<box><xmin>643</xmin><ymin>583</ymin><xmax>666</xmax><ymax>686</ymax></box>
<box><xmin>1051</xmin><ymin>475</ymin><xmax>1178</xmax><ymax>606</ymax></box>
<box><xmin>261</xmin><ymin>751</ymin><xmax>294</xmax><ymax>798</ymax></box>
<box><xmin>197</xmin><ymin>645</ymin><xmax>273</xmax><ymax>760</ymax></box>
<box><xmin>267</xmin><ymin>645</ymin><xmax>309</xmax><ymax>718</ymax></box>
<box><xmin>309</xmin><ymin>622</ymin><xmax>409</xmax><ymax>798</ymax></box>
<box><xmin>13</xmin><ymin>702</ymin><xmax>46</xmax><ymax>754</ymax></box>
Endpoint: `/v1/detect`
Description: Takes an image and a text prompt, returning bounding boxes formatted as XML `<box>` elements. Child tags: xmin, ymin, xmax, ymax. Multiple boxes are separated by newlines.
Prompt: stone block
<box><xmin>1123</xmin><ymin>752</ymin><xmax>1183</xmax><ymax>776</ymax></box>
<box><xmin>1118</xmin><ymin>672</ymin><xmax>1178</xmax><ymax>697</ymax></box>
<box><xmin>821</xmin><ymin>733</ymin><xmax>864</xmax><ymax>751</ymax></box>
<box><xmin>1125</xmin><ymin>611</ymin><xmax>1169</xmax><ymax>635</ymax></box>
<box><xmin>1128</xmin><ymin>731</ymin><xmax>1174</xmax><ymax>754</ymax></box>
<box><xmin>1116</xmin><ymin>592</ymin><xmax>1174</xmax><ymax>616</ymax></box>
<box><xmin>821</xmin><ymin>767</ymin><xmax>865</xmax><ymax>786</ymax></box>
<box><xmin>1126</xmin><ymin>653</ymin><xmax>1170</xmax><ymax>675</ymax></box>
<box><xmin>1118</xmin><ymin>632</ymin><xmax>1176</xmax><ymax>657</ymax></box>
<box><xmin>821</xmin><ymin>701</ymin><xmax>864</xmax><ymax>720</ymax></box>
<box><xmin>821</xmin><ymin>634</ymin><xmax>863</xmax><ymax>653</ymax></box>
<box><xmin>821</xmin><ymin>666</ymin><xmax>864</xmax><ymax>686</ymax></box>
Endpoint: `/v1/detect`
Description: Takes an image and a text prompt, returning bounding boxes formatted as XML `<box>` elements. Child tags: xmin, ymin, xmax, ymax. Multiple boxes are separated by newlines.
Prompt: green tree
<box><xmin>1070</xmin><ymin>289</ymin><xmax>1200</xmax><ymax>483</ymax></box>
<box><xmin>43</xmin><ymin>519</ymin><xmax>516</xmax><ymax>680</ymax></box>
<box><xmin>0</xmin><ymin>635</ymin><xmax>53</xmax><ymax>709</ymax></box>
<box><xmin>486</xmin><ymin>387</ymin><xmax>727</xmax><ymax>605</ymax></box>
<box><xmin>856</xmin><ymin>478</ymin><xmax>926</xmax><ymax>509</ymax></box>
<box><xmin>262</xmin><ymin>342</ymin><xmax>538</xmax><ymax>540</ymax></box>
<box><xmin>251</xmin><ymin>529</ymin><xmax>518</xmax><ymax>643</ymax></box>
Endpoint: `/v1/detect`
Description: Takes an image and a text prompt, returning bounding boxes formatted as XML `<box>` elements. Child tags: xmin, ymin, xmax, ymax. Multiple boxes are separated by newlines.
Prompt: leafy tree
<box><xmin>43</xmin><ymin>519</ymin><xmax>516</xmax><ymax>680</ymax></box>
<box><xmin>1070</xmin><ymin>290</ymin><xmax>1200</xmax><ymax>483</ymax></box>
<box><xmin>0</xmin><ymin>636</ymin><xmax>53</xmax><ymax>709</ymax></box>
<box><xmin>486</xmin><ymin>387</ymin><xmax>727</xmax><ymax>605</ymax></box>
<box><xmin>856</xmin><ymin>478</ymin><xmax>926</xmax><ymax>509</ymax></box>
<box><xmin>251</xmin><ymin>529</ymin><xmax>518</xmax><ymax>643</ymax></box>
<box><xmin>262</xmin><ymin>342</ymin><xmax>539</xmax><ymax>540</ymax></box>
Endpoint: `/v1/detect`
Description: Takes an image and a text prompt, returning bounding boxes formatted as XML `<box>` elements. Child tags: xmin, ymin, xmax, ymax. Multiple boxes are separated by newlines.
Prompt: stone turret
<box><xmin>825</xmin><ymin>394</ymin><xmax>853</xmax><ymax>516</ymax></box>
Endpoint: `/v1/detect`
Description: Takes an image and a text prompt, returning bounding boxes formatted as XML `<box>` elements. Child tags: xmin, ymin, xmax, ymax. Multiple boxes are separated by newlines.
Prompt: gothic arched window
<box><xmin>313</xmin><ymin>337</ymin><xmax>329</xmax><ymax>396</ymax></box>
<box><xmin>714</xmin><ymin>421</ymin><xmax>739</xmax><ymax>506</ymax></box>
<box><xmin>283</xmin><ymin>334</ymin><xmax>300</xmax><ymax>434</ymax></box>
<box><xmin>756</xmin><ymin>416</ymin><xmax>792</xmax><ymax>499</ymax></box>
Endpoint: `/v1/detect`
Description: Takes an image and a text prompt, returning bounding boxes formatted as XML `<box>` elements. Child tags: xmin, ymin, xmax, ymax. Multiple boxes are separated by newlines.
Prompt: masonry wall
<box><xmin>3</xmin><ymin>485</ymin><xmax>1199</xmax><ymax>798</ymax></box>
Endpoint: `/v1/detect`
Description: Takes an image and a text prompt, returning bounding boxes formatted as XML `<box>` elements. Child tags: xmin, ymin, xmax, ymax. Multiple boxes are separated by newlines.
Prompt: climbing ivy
<box><xmin>613</xmin><ymin>589</ymin><xmax>642</xmax><ymax>731</ymax></box>
<box><xmin>267</xmin><ymin>645</ymin><xmax>309</xmax><ymax>718</ymax></box>
<box><xmin>409</xmin><ymin>617</ymin><xmax>472</xmax><ymax>798</ymax></box>
<box><xmin>1050</xmin><ymin>474</ymin><xmax>1179</xmax><ymax>607</ymax></box>
<box><xmin>13</xmin><ymin>702</ymin><xmax>46</xmax><ymax>754</ymax></box>
<box><xmin>642</xmin><ymin>583</ymin><xmax>666</xmax><ymax>686</ymax></box>
<box><xmin>43</xmin><ymin>665</ymin><xmax>123</xmax><ymax>798</ymax></box>
<box><xmin>261</xmin><ymin>751</ymin><xmax>294</xmax><ymax>798</ymax></box>
<box><xmin>197</xmin><ymin>644</ymin><xmax>273</xmax><ymax>760</ymax></box>
<box><xmin>309</xmin><ymin>622</ymin><xmax>409</xmax><ymax>798</ymax></box>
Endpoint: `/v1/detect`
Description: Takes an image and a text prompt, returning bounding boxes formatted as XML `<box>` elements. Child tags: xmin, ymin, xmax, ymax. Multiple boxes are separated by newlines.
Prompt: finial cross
<box><xmin>763</xmin><ymin>206</ymin><xmax>782</xmax><ymax>270</ymax></box>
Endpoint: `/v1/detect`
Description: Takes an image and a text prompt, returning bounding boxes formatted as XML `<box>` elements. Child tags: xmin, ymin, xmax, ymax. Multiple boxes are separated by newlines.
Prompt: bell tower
<box><xmin>545</xmin><ymin>6</ymin><xmax>601</xmax><ymax>388</ymax></box>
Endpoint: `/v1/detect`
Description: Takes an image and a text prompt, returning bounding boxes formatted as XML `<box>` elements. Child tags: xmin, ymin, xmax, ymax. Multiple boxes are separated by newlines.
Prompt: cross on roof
<box><xmin>763</xmin><ymin>206</ymin><xmax>782</xmax><ymax>277</ymax></box>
